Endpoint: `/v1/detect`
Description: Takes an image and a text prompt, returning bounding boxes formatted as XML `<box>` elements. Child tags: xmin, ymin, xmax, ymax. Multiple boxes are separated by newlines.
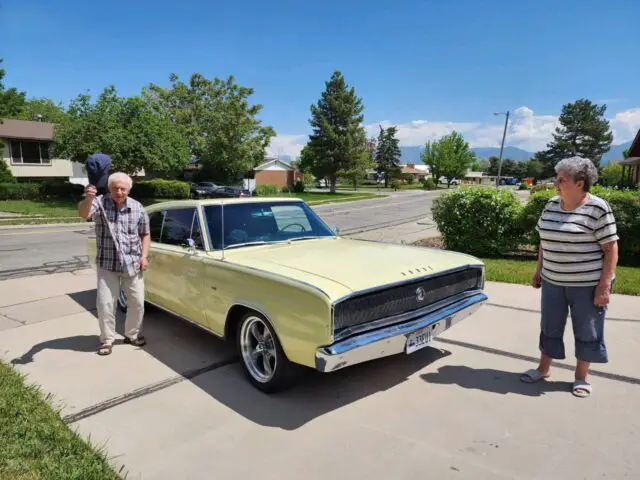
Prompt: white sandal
<box><xmin>520</xmin><ymin>368</ymin><xmax>549</xmax><ymax>383</ymax></box>
<box><xmin>572</xmin><ymin>380</ymin><xmax>592</xmax><ymax>398</ymax></box>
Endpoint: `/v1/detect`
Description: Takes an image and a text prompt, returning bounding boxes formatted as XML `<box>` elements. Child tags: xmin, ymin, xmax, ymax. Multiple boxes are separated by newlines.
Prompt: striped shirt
<box><xmin>89</xmin><ymin>194</ymin><xmax>150</xmax><ymax>277</ymax></box>
<box><xmin>535</xmin><ymin>194</ymin><xmax>618</xmax><ymax>287</ymax></box>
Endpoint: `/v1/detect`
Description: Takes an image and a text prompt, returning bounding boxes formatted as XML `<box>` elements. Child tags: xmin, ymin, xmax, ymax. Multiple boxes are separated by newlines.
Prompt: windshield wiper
<box><xmin>223</xmin><ymin>241</ymin><xmax>268</xmax><ymax>250</ymax></box>
<box><xmin>288</xmin><ymin>236</ymin><xmax>322</xmax><ymax>242</ymax></box>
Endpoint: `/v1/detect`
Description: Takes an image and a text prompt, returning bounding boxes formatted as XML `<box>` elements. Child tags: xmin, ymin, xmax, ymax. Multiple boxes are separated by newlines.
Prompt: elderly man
<box><xmin>79</xmin><ymin>172</ymin><xmax>150</xmax><ymax>356</ymax></box>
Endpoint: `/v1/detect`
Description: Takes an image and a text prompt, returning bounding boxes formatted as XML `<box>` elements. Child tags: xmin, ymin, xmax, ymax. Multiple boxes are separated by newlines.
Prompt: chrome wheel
<box><xmin>239</xmin><ymin>316</ymin><xmax>277</xmax><ymax>383</ymax></box>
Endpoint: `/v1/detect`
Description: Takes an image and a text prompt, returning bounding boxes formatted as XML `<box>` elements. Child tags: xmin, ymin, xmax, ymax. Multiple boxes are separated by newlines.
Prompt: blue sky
<box><xmin>3</xmin><ymin>0</ymin><xmax>640</xmax><ymax>156</ymax></box>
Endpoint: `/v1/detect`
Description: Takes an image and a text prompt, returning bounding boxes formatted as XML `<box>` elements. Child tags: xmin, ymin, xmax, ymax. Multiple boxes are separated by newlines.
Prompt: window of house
<box><xmin>10</xmin><ymin>140</ymin><xmax>52</xmax><ymax>164</ymax></box>
<box><xmin>159</xmin><ymin>208</ymin><xmax>204</xmax><ymax>249</ymax></box>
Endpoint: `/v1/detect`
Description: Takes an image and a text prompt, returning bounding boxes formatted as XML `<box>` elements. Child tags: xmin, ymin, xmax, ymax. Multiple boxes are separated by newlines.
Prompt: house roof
<box><xmin>626</xmin><ymin>128</ymin><xmax>640</xmax><ymax>159</ymax></box>
<box><xmin>0</xmin><ymin>118</ymin><xmax>54</xmax><ymax>141</ymax></box>
<box><xmin>254</xmin><ymin>158</ymin><xmax>295</xmax><ymax>171</ymax></box>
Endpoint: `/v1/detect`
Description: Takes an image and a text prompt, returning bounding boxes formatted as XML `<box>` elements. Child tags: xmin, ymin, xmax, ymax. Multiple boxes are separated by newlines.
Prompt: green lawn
<box><xmin>0</xmin><ymin>361</ymin><xmax>123</xmax><ymax>479</ymax></box>
<box><xmin>482</xmin><ymin>257</ymin><xmax>640</xmax><ymax>296</ymax></box>
<box><xmin>0</xmin><ymin>200</ymin><xmax>78</xmax><ymax>218</ymax></box>
<box><xmin>283</xmin><ymin>192</ymin><xmax>385</xmax><ymax>204</ymax></box>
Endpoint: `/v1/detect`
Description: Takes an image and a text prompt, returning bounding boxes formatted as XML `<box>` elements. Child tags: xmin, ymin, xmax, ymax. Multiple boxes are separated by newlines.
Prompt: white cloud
<box><xmin>269</xmin><ymin>106</ymin><xmax>640</xmax><ymax>155</ymax></box>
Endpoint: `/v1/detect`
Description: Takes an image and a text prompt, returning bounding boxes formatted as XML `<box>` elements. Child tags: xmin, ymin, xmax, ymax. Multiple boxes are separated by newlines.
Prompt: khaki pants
<box><xmin>96</xmin><ymin>267</ymin><xmax>145</xmax><ymax>345</ymax></box>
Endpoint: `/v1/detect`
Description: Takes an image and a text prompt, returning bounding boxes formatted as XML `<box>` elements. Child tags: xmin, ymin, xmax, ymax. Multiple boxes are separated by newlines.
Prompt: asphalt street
<box><xmin>0</xmin><ymin>190</ymin><xmax>441</xmax><ymax>281</ymax></box>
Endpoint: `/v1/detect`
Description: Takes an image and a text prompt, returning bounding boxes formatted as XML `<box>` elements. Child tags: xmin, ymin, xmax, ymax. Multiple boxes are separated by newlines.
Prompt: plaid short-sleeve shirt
<box><xmin>90</xmin><ymin>194</ymin><xmax>150</xmax><ymax>277</ymax></box>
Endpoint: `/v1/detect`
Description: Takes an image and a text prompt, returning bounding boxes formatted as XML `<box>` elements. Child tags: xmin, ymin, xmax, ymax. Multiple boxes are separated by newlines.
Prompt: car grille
<box><xmin>332</xmin><ymin>267</ymin><xmax>483</xmax><ymax>334</ymax></box>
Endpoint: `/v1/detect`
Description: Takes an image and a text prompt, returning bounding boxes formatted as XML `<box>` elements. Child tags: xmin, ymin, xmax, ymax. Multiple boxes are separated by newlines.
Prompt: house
<box><xmin>253</xmin><ymin>157</ymin><xmax>303</xmax><ymax>189</ymax></box>
<box><xmin>0</xmin><ymin>118</ymin><xmax>89</xmax><ymax>183</ymax></box>
<box><xmin>401</xmin><ymin>163</ymin><xmax>429</xmax><ymax>182</ymax></box>
<box><xmin>462</xmin><ymin>171</ymin><xmax>498</xmax><ymax>185</ymax></box>
<box><xmin>620</xmin><ymin>128</ymin><xmax>640</xmax><ymax>186</ymax></box>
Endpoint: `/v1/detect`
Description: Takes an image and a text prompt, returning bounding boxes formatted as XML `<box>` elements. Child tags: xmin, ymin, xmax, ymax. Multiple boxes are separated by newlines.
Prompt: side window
<box><xmin>149</xmin><ymin>211</ymin><xmax>164</xmax><ymax>243</ymax></box>
<box><xmin>160</xmin><ymin>208</ymin><xmax>204</xmax><ymax>249</ymax></box>
<box><xmin>204</xmin><ymin>206</ymin><xmax>223</xmax><ymax>250</ymax></box>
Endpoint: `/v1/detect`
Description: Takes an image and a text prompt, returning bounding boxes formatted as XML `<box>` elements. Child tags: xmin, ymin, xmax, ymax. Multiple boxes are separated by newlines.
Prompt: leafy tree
<box><xmin>540</xmin><ymin>98</ymin><xmax>613</xmax><ymax>174</ymax></box>
<box><xmin>422</xmin><ymin>131</ymin><xmax>475</xmax><ymax>188</ymax></box>
<box><xmin>374</xmin><ymin>125</ymin><xmax>402</xmax><ymax>187</ymax></box>
<box><xmin>54</xmin><ymin>86</ymin><xmax>190</xmax><ymax>177</ymax></box>
<box><xmin>623</xmin><ymin>148</ymin><xmax>630</xmax><ymax>159</ymax></box>
<box><xmin>479</xmin><ymin>158</ymin><xmax>490</xmax><ymax>173</ymax></box>
<box><xmin>0</xmin><ymin>59</ymin><xmax>26</xmax><ymax>119</ymax></box>
<box><xmin>0</xmin><ymin>157</ymin><xmax>15</xmax><ymax>182</ymax></box>
<box><xmin>299</xmin><ymin>70</ymin><xmax>367</xmax><ymax>193</ymax></box>
<box><xmin>471</xmin><ymin>159</ymin><xmax>482</xmax><ymax>171</ymax></box>
<box><xmin>16</xmin><ymin>98</ymin><xmax>69</xmax><ymax>126</ymax></box>
<box><xmin>524</xmin><ymin>159</ymin><xmax>543</xmax><ymax>181</ymax></box>
<box><xmin>144</xmin><ymin>73</ymin><xmax>275</xmax><ymax>184</ymax></box>
<box><xmin>600</xmin><ymin>161</ymin><xmax>623</xmax><ymax>186</ymax></box>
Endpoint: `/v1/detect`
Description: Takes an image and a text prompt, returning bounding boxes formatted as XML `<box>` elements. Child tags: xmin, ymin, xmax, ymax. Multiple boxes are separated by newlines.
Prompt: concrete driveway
<box><xmin>1</xmin><ymin>270</ymin><xmax>639</xmax><ymax>479</ymax></box>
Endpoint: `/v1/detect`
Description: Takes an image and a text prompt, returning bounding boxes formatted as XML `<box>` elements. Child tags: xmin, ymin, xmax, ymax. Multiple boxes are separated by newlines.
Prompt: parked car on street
<box><xmin>190</xmin><ymin>181</ymin><xmax>220</xmax><ymax>198</ymax></box>
<box><xmin>89</xmin><ymin>197</ymin><xmax>487</xmax><ymax>392</ymax></box>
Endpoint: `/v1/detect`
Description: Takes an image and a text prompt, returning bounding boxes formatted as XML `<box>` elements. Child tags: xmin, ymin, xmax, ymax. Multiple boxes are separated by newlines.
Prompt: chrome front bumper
<box><xmin>315</xmin><ymin>291</ymin><xmax>487</xmax><ymax>373</ymax></box>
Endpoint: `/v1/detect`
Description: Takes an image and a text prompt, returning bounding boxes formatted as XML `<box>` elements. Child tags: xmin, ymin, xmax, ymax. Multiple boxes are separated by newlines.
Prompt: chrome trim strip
<box><xmin>145</xmin><ymin>299</ymin><xmax>224</xmax><ymax>339</ymax></box>
<box><xmin>332</xmin><ymin>289</ymin><xmax>483</xmax><ymax>342</ymax></box>
<box><xmin>330</xmin><ymin>263</ymin><xmax>484</xmax><ymax>307</ymax></box>
<box><xmin>315</xmin><ymin>291</ymin><xmax>487</xmax><ymax>373</ymax></box>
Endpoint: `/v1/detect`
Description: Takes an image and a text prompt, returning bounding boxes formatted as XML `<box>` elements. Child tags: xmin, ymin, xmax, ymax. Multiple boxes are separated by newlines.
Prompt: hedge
<box><xmin>0</xmin><ymin>183</ymin><xmax>40</xmax><ymax>200</ymax></box>
<box><xmin>432</xmin><ymin>185</ymin><xmax>640</xmax><ymax>263</ymax></box>
<box><xmin>130</xmin><ymin>179</ymin><xmax>190</xmax><ymax>199</ymax></box>
<box><xmin>432</xmin><ymin>187</ymin><xmax>522</xmax><ymax>257</ymax></box>
<box><xmin>254</xmin><ymin>184</ymin><xmax>278</xmax><ymax>196</ymax></box>
<box><xmin>0</xmin><ymin>181</ymin><xmax>83</xmax><ymax>201</ymax></box>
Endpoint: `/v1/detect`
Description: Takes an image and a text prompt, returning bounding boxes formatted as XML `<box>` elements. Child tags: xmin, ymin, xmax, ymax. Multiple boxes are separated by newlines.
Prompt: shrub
<box><xmin>0</xmin><ymin>160</ymin><xmax>15</xmax><ymax>183</ymax></box>
<box><xmin>130</xmin><ymin>179</ymin><xmax>190</xmax><ymax>199</ymax></box>
<box><xmin>432</xmin><ymin>187</ymin><xmax>523</xmax><ymax>257</ymax></box>
<box><xmin>519</xmin><ymin>186</ymin><xmax>640</xmax><ymax>262</ymax></box>
<box><xmin>293</xmin><ymin>180</ymin><xmax>305</xmax><ymax>193</ymax></box>
<box><xmin>390</xmin><ymin>179</ymin><xmax>401</xmax><ymax>190</ymax></box>
<box><xmin>0</xmin><ymin>183</ymin><xmax>41</xmax><ymax>200</ymax></box>
<box><xmin>519</xmin><ymin>189</ymin><xmax>555</xmax><ymax>245</ymax></box>
<box><xmin>254</xmin><ymin>184</ymin><xmax>278</xmax><ymax>196</ymax></box>
<box><xmin>531</xmin><ymin>183</ymin><xmax>554</xmax><ymax>194</ymax></box>
<box><xmin>39</xmin><ymin>180</ymin><xmax>84</xmax><ymax>199</ymax></box>
<box><xmin>518</xmin><ymin>183</ymin><xmax>531</xmax><ymax>190</ymax></box>
<box><xmin>423</xmin><ymin>178</ymin><xmax>436</xmax><ymax>190</ymax></box>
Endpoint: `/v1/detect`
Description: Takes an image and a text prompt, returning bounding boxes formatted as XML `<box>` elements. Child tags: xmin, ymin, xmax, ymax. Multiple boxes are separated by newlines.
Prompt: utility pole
<box><xmin>494</xmin><ymin>110</ymin><xmax>510</xmax><ymax>187</ymax></box>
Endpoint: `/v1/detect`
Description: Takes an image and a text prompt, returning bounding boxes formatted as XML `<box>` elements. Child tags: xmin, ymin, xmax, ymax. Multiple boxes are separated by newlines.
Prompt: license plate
<box><xmin>405</xmin><ymin>326</ymin><xmax>433</xmax><ymax>354</ymax></box>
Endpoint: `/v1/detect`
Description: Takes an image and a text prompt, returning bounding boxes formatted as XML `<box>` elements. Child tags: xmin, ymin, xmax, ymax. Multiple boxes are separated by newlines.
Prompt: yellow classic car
<box><xmin>88</xmin><ymin>197</ymin><xmax>487</xmax><ymax>393</ymax></box>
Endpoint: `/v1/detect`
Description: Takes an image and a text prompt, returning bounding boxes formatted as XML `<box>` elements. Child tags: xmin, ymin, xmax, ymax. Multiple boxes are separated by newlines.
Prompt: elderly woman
<box><xmin>521</xmin><ymin>156</ymin><xmax>619</xmax><ymax>398</ymax></box>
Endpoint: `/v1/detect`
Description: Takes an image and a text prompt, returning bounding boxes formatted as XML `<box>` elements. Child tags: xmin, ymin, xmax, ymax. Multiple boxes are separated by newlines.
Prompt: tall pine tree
<box><xmin>374</xmin><ymin>126</ymin><xmax>402</xmax><ymax>187</ymax></box>
<box><xmin>540</xmin><ymin>98</ymin><xmax>613</xmax><ymax>176</ymax></box>
<box><xmin>300</xmin><ymin>71</ymin><xmax>367</xmax><ymax>192</ymax></box>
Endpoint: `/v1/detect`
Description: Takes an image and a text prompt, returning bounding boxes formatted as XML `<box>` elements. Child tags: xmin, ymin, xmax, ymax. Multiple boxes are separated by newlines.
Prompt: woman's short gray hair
<box><xmin>554</xmin><ymin>156</ymin><xmax>599</xmax><ymax>192</ymax></box>
<box><xmin>108</xmin><ymin>172</ymin><xmax>133</xmax><ymax>189</ymax></box>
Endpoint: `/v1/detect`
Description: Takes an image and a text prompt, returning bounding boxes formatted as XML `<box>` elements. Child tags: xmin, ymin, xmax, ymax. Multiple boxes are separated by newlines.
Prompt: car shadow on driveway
<box><xmin>420</xmin><ymin>365</ymin><xmax>570</xmax><ymax>396</ymax></box>
<box><xmin>52</xmin><ymin>289</ymin><xmax>455</xmax><ymax>430</ymax></box>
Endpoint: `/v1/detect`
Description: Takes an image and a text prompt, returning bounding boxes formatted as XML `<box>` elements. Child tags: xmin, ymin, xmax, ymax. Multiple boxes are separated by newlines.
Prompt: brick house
<box><xmin>254</xmin><ymin>158</ymin><xmax>303</xmax><ymax>189</ymax></box>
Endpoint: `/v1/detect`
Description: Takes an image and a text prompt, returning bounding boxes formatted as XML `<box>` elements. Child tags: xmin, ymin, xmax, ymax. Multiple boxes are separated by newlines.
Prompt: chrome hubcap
<box><xmin>240</xmin><ymin>316</ymin><xmax>277</xmax><ymax>383</ymax></box>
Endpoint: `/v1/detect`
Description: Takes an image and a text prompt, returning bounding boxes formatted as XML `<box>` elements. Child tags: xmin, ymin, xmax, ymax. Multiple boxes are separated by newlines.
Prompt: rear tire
<box><xmin>236</xmin><ymin>312</ymin><xmax>301</xmax><ymax>393</ymax></box>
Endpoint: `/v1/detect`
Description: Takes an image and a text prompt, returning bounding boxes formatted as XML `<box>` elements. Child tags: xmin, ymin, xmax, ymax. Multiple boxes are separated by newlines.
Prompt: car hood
<box><xmin>219</xmin><ymin>237</ymin><xmax>483</xmax><ymax>301</ymax></box>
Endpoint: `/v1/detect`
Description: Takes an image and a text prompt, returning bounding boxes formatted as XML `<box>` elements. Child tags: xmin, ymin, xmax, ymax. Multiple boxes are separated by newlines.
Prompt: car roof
<box><xmin>144</xmin><ymin>196</ymin><xmax>305</xmax><ymax>212</ymax></box>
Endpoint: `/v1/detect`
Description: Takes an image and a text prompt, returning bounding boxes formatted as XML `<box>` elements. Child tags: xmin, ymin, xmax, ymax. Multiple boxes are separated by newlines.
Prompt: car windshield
<box><xmin>204</xmin><ymin>201</ymin><xmax>335</xmax><ymax>250</ymax></box>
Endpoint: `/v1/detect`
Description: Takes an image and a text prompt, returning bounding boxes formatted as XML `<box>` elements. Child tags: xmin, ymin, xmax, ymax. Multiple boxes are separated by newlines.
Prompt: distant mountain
<box><xmin>275</xmin><ymin>141</ymin><xmax>632</xmax><ymax>166</ymax></box>
<box><xmin>399</xmin><ymin>142</ymin><xmax>632</xmax><ymax>165</ymax></box>
<box><xmin>601</xmin><ymin>141</ymin><xmax>631</xmax><ymax>164</ymax></box>
<box><xmin>398</xmin><ymin>145</ymin><xmax>533</xmax><ymax>163</ymax></box>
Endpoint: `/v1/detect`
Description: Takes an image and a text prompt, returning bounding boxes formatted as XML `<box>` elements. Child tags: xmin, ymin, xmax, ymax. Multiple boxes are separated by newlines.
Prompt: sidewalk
<box><xmin>1</xmin><ymin>269</ymin><xmax>639</xmax><ymax>479</ymax></box>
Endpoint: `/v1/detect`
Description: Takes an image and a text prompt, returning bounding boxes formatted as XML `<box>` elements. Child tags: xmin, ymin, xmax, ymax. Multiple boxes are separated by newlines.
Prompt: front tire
<box><xmin>236</xmin><ymin>312</ymin><xmax>299</xmax><ymax>393</ymax></box>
